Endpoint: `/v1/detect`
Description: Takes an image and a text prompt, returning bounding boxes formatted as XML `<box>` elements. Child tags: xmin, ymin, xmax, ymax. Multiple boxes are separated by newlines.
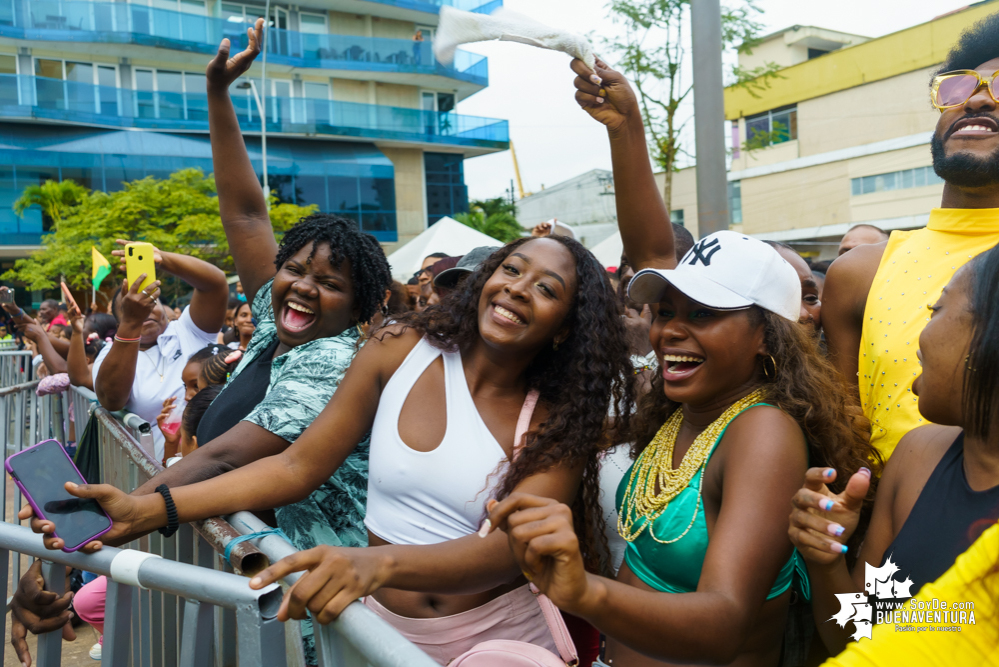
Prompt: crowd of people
<box><xmin>4</xmin><ymin>11</ymin><xmax>999</xmax><ymax>667</ymax></box>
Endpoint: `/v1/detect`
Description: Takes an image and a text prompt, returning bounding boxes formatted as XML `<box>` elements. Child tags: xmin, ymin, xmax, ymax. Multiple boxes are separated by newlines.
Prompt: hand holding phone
<box><xmin>6</xmin><ymin>440</ymin><xmax>112</xmax><ymax>552</ymax></box>
<box><xmin>60</xmin><ymin>281</ymin><xmax>80</xmax><ymax>314</ymax></box>
<box><xmin>124</xmin><ymin>242</ymin><xmax>157</xmax><ymax>294</ymax></box>
<box><xmin>0</xmin><ymin>286</ymin><xmax>13</xmax><ymax>304</ymax></box>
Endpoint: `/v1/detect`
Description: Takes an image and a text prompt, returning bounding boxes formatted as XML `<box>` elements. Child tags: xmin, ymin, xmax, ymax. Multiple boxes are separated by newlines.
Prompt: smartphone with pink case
<box><xmin>5</xmin><ymin>439</ymin><xmax>112</xmax><ymax>552</ymax></box>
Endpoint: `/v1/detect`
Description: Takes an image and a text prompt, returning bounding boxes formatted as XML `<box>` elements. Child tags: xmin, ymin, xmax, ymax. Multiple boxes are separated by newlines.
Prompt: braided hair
<box><xmin>274</xmin><ymin>214</ymin><xmax>392</xmax><ymax>324</ymax></box>
<box><xmin>196</xmin><ymin>346</ymin><xmax>243</xmax><ymax>386</ymax></box>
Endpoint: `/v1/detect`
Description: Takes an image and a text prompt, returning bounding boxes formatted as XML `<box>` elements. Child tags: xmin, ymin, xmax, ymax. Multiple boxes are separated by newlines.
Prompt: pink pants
<box><xmin>74</xmin><ymin>576</ymin><xmax>107</xmax><ymax>641</ymax></box>
<box><xmin>362</xmin><ymin>585</ymin><xmax>557</xmax><ymax>665</ymax></box>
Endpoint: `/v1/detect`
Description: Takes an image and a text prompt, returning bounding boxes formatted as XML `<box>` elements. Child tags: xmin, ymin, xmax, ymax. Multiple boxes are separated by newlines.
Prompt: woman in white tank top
<box><xmin>74</xmin><ymin>235</ymin><xmax>636</xmax><ymax>665</ymax></box>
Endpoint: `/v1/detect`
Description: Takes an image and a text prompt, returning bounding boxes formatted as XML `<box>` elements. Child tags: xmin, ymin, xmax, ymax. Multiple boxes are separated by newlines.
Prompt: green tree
<box><xmin>13</xmin><ymin>180</ymin><xmax>88</xmax><ymax>227</ymax></box>
<box><xmin>598</xmin><ymin>0</ymin><xmax>780</xmax><ymax>210</ymax></box>
<box><xmin>453</xmin><ymin>198</ymin><xmax>522</xmax><ymax>243</ymax></box>
<box><xmin>4</xmin><ymin>169</ymin><xmax>316</xmax><ymax>296</ymax></box>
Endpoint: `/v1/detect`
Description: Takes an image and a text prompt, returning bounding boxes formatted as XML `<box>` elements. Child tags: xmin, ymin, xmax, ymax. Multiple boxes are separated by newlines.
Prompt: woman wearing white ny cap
<box><xmin>483</xmin><ymin>60</ymin><xmax>881</xmax><ymax>666</ymax></box>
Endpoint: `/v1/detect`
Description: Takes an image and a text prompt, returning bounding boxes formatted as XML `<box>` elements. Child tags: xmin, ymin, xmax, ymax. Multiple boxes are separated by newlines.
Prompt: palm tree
<box><xmin>453</xmin><ymin>198</ymin><xmax>523</xmax><ymax>243</ymax></box>
<box><xmin>13</xmin><ymin>180</ymin><xmax>88</xmax><ymax>226</ymax></box>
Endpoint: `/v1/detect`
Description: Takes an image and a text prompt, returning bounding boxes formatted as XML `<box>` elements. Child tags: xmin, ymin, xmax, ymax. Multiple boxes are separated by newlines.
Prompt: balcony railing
<box><xmin>0</xmin><ymin>74</ymin><xmax>510</xmax><ymax>148</ymax></box>
<box><xmin>0</xmin><ymin>0</ymin><xmax>488</xmax><ymax>87</ymax></box>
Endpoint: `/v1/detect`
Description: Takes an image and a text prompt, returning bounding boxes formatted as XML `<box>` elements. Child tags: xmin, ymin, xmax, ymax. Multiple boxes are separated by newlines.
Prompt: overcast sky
<box><xmin>458</xmin><ymin>0</ymin><xmax>977</xmax><ymax>201</ymax></box>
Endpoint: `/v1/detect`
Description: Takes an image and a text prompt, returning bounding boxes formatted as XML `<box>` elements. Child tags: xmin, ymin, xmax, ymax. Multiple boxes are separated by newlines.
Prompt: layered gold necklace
<box><xmin>618</xmin><ymin>389</ymin><xmax>767</xmax><ymax>544</ymax></box>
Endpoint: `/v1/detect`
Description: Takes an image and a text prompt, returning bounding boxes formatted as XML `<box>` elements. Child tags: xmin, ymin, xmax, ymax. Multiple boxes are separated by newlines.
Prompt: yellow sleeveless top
<box><xmin>860</xmin><ymin>208</ymin><xmax>999</xmax><ymax>459</ymax></box>
<box><xmin>821</xmin><ymin>522</ymin><xmax>999</xmax><ymax>667</ymax></box>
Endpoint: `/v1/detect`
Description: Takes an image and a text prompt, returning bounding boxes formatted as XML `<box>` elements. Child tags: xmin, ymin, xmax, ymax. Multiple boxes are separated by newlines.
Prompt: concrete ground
<box><xmin>3</xmin><ymin>618</ymin><xmax>100</xmax><ymax>667</ymax></box>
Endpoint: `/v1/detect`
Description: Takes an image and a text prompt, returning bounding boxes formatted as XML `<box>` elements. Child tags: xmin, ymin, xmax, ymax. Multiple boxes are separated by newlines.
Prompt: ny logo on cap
<box><xmin>687</xmin><ymin>238</ymin><xmax>722</xmax><ymax>266</ymax></box>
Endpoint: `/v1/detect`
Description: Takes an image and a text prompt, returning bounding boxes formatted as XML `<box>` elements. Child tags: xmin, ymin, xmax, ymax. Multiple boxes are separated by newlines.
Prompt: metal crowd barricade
<box><xmin>226</xmin><ymin>512</ymin><xmax>439</xmax><ymax>667</ymax></box>
<box><xmin>0</xmin><ymin>380</ymin><xmax>439</xmax><ymax>666</ymax></box>
<box><xmin>0</xmin><ymin>349</ymin><xmax>32</xmax><ymax>387</ymax></box>
<box><xmin>0</xmin><ymin>523</ymin><xmax>288</xmax><ymax>667</ymax></box>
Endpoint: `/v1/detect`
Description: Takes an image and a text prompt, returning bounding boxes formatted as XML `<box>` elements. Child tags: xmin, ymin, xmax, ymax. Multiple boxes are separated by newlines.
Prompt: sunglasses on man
<box><xmin>932</xmin><ymin>70</ymin><xmax>999</xmax><ymax>110</ymax></box>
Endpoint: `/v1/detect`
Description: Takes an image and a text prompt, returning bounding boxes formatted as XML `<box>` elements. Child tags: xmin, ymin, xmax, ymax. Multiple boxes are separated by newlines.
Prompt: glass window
<box><xmin>299</xmin><ymin>12</ymin><xmax>327</xmax><ymax>34</ymax></box>
<box><xmin>64</xmin><ymin>62</ymin><xmax>93</xmax><ymax>84</ymax></box>
<box><xmin>851</xmin><ymin>179</ymin><xmax>861</xmax><ymax>197</ymax></box>
<box><xmin>727</xmin><ymin>181</ymin><xmax>741</xmax><ymax>225</ymax></box>
<box><xmin>134</xmin><ymin>69</ymin><xmax>154</xmax><ymax>91</ymax></box>
<box><xmin>744</xmin><ymin>105</ymin><xmax>796</xmax><ymax>148</ymax></box>
<box><xmin>157</xmin><ymin>70</ymin><xmax>183</xmax><ymax>93</ymax></box>
<box><xmin>304</xmin><ymin>82</ymin><xmax>329</xmax><ymax>99</ymax></box>
<box><xmin>296</xmin><ymin>174</ymin><xmax>327</xmax><ymax>210</ymax></box>
<box><xmin>901</xmin><ymin>169</ymin><xmax>914</xmax><ymax>189</ymax></box>
<box><xmin>35</xmin><ymin>59</ymin><xmax>63</xmax><ymax>79</ymax></box>
<box><xmin>927</xmin><ymin>168</ymin><xmax>944</xmax><ymax>186</ymax></box>
<box><xmin>328</xmin><ymin>176</ymin><xmax>358</xmax><ymax>212</ymax></box>
<box><xmin>0</xmin><ymin>55</ymin><xmax>16</xmax><ymax>75</ymax></box>
<box><xmin>221</xmin><ymin>3</ymin><xmax>247</xmax><ymax>22</ymax></box>
<box><xmin>671</xmin><ymin>210</ymin><xmax>684</xmax><ymax>227</ymax></box>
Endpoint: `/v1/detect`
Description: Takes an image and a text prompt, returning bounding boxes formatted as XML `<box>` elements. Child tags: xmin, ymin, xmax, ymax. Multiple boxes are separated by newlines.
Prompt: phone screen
<box><xmin>8</xmin><ymin>441</ymin><xmax>111</xmax><ymax>549</ymax></box>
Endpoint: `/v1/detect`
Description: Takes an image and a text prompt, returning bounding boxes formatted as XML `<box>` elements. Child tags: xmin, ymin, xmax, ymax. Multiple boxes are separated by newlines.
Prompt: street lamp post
<box><xmin>237</xmin><ymin>1</ymin><xmax>270</xmax><ymax>206</ymax></box>
<box><xmin>691</xmin><ymin>0</ymin><xmax>729</xmax><ymax>236</ymax></box>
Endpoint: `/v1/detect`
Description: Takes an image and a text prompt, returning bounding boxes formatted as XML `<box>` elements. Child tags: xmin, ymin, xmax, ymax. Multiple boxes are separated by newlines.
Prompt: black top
<box><xmin>880</xmin><ymin>433</ymin><xmax>999</xmax><ymax>591</ymax></box>
<box><xmin>196</xmin><ymin>339</ymin><xmax>280</xmax><ymax>446</ymax></box>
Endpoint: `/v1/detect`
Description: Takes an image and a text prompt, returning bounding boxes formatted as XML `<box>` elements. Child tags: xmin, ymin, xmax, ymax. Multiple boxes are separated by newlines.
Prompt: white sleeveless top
<box><xmin>365</xmin><ymin>338</ymin><xmax>511</xmax><ymax>546</ymax></box>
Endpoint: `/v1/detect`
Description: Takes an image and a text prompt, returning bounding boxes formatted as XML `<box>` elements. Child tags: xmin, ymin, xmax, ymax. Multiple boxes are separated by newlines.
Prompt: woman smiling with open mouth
<box><xmin>483</xmin><ymin>57</ymin><xmax>880</xmax><ymax>667</ymax></box>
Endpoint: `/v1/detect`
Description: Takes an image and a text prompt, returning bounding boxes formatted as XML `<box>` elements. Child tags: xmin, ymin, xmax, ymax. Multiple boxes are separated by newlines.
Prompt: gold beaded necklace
<box><xmin>618</xmin><ymin>389</ymin><xmax>767</xmax><ymax>544</ymax></box>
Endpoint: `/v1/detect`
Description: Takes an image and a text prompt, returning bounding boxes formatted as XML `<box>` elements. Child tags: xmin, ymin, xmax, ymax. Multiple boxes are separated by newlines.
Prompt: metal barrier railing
<box><xmin>0</xmin><ymin>523</ymin><xmax>287</xmax><ymax>667</ymax></box>
<box><xmin>226</xmin><ymin>512</ymin><xmax>438</xmax><ymax>667</ymax></box>
<box><xmin>0</xmin><ymin>349</ymin><xmax>32</xmax><ymax>388</ymax></box>
<box><xmin>2</xmin><ymin>379</ymin><xmax>439</xmax><ymax>666</ymax></box>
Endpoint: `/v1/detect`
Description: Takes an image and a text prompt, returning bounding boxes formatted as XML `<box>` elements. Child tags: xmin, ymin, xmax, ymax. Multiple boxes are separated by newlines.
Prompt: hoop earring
<box><xmin>553</xmin><ymin>339</ymin><xmax>560</xmax><ymax>351</ymax></box>
<box><xmin>763</xmin><ymin>354</ymin><xmax>777</xmax><ymax>378</ymax></box>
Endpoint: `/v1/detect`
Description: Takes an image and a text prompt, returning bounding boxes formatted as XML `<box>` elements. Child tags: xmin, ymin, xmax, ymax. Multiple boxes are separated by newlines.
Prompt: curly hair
<box><xmin>631</xmin><ymin>307</ymin><xmax>884</xmax><ymax>558</ymax></box>
<box><xmin>274</xmin><ymin>213</ymin><xmax>392</xmax><ymax>324</ymax></box>
<box><xmin>938</xmin><ymin>10</ymin><xmax>999</xmax><ymax>75</ymax></box>
<box><xmin>388</xmin><ymin>236</ymin><xmax>636</xmax><ymax>571</ymax></box>
<box><xmin>183</xmin><ymin>384</ymin><xmax>223</xmax><ymax>438</ymax></box>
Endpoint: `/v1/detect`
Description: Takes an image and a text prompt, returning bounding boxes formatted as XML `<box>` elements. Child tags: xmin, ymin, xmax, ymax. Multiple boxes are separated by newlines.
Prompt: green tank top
<box><xmin>616</xmin><ymin>403</ymin><xmax>809</xmax><ymax>600</ymax></box>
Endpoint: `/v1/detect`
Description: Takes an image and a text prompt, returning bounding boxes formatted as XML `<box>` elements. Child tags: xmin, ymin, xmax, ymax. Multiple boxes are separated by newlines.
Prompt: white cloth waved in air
<box><xmin>434</xmin><ymin>6</ymin><xmax>595</xmax><ymax>69</ymax></box>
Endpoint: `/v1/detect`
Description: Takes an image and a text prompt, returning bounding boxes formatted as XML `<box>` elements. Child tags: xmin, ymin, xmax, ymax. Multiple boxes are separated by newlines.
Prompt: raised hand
<box><xmin>118</xmin><ymin>275</ymin><xmax>162</xmax><ymax>329</ymax></box>
<box><xmin>485</xmin><ymin>493</ymin><xmax>596</xmax><ymax>615</ymax></box>
<box><xmin>17</xmin><ymin>322</ymin><xmax>46</xmax><ymax>344</ymax></box>
<box><xmin>248</xmin><ymin>546</ymin><xmax>392</xmax><ymax>624</ymax></box>
<box><xmin>789</xmin><ymin>466</ymin><xmax>871</xmax><ymax>565</ymax></box>
<box><xmin>206</xmin><ymin>18</ymin><xmax>264</xmax><ymax>92</ymax></box>
<box><xmin>111</xmin><ymin>238</ymin><xmax>163</xmax><ymax>273</ymax></box>
<box><xmin>570</xmin><ymin>57</ymin><xmax>641</xmax><ymax>134</ymax></box>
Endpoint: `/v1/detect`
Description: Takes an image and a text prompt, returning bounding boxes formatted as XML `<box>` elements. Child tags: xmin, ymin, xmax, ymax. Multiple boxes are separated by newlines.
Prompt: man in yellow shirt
<box><xmin>824</xmin><ymin>15</ymin><xmax>999</xmax><ymax>460</ymax></box>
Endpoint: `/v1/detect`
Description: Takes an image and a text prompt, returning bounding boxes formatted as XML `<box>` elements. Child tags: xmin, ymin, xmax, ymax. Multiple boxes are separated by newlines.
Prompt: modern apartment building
<box><xmin>719</xmin><ymin>1</ymin><xmax>995</xmax><ymax>259</ymax></box>
<box><xmin>0</xmin><ymin>0</ymin><xmax>509</xmax><ymax>266</ymax></box>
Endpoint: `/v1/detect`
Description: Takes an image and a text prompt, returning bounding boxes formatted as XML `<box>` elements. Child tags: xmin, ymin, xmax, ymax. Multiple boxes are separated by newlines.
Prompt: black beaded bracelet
<box><xmin>156</xmin><ymin>484</ymin><xmax>179</xmax><ymax>538</ymax></box>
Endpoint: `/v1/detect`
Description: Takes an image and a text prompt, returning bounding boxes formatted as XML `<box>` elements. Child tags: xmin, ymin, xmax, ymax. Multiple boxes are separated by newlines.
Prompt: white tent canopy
<box><xmin>387</xmin><ymin>217</ymin><xmax>499</xmax><ymax>281</ymax></box>
<box><xmin>589</xmin><ymin>230</ymin><xmax>623</xmax><ymax>268</ymax></box>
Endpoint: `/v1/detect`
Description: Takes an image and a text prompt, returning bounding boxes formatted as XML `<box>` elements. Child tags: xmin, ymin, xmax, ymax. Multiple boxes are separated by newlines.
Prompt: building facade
<box><xmin>0</xmin><ymin>0</ymin><xmax>509</xmax><ymax>269</ymax></box>
<box><xmin>721</xmin><ymin>2</ymin><xmax>994</xmax><ymax>259</ymax></box>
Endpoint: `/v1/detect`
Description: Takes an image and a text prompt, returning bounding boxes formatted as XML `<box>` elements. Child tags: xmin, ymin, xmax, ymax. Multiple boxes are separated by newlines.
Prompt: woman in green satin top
<box><xmin>483</xmin><ymin>58</ymin><xmax>881</xmax><ymax>667</ymax></box>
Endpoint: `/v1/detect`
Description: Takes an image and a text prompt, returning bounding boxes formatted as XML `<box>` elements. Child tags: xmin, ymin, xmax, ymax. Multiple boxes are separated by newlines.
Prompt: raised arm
<box><xmin>570</xmin><ymin>58</ymin><xmax>675</xmax><ymax>271</ymax></box>
<box><xmin>111</xmin><ymin>241</ymin><xmax>228</xmax><ymax>334</ymax></box>
<box><xmin>19</xmin><ymin>322</ymin><xmax>67</xmax><ymax>374</ymax></box>
<box><xmin>206</xmin><ymin>19</ymin><xmax>279</xmax><ymax>303</ymax></box>
<box><xmin>95</xmin><ymin>277</ymin><xmax>160</xmax><ymax>410</ymax></box>
<box><xmin>66</xmin><ymin>305</ymin><xmax>93</xmax><ymax>389</ymax></box>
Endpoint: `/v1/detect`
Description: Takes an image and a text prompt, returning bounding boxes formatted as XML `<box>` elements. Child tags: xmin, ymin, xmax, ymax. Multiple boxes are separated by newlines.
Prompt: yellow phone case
<box><xmin>125</xmin><ymin>243</ymin><xmax>156</xmax><ymax>294</ymax></box>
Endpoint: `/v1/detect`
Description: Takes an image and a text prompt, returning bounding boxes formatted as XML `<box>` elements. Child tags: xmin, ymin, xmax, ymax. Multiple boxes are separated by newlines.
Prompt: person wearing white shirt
<box><xmin>92</xmin><ymin>241</ymin><xmax>227</xmax><ymax>461</ymax></box>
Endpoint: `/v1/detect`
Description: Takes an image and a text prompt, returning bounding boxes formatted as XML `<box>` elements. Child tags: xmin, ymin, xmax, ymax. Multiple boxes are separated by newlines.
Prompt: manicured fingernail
<box><xmin>590</xmin><ymin>74</ymin><xmax>602</xmax><ymax>85</ymax></box>
<box><xmin>477</xmin><ymin>519</ymin><xmax>491</xmax><ymax>538</ymax></box>
<box><xmin>859</xmin><ymin>467</ymin><xmax>871</xmax><ymax>477</ymax></box>
<box><xmin>821</xmin><ymin>499</ymin><xmax>835</xmax><ymax>511</ymax></box>
<box><xmin>828</xmin><ymin>523</ymin><xmax>845</xmax><ymax>537</ymax></box>
<box><xmin>249</xmin><ymin>577</ymin><xmax>261</xmax><ymax>587</ymax></box>
<box><xmin>596</xmin><ymin>97</ymin><xmax>605</xmax><ymax>104</ymax></box>
<box><xmin>824</xmin><ymin>468</ymin><xmax>835</xmax><ymax>479</ymax></box>
<box><xmin>830</xmin><ymin>542</ymin><xmax>848</xmax><ymax>554</ymax></box>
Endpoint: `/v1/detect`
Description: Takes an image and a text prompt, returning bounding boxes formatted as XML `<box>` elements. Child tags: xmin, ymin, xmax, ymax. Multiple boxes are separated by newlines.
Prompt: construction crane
<box><xmin>510</xmin><ymin>141</ymin><xmax>532</xmax><ymax>199</ymax></box>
